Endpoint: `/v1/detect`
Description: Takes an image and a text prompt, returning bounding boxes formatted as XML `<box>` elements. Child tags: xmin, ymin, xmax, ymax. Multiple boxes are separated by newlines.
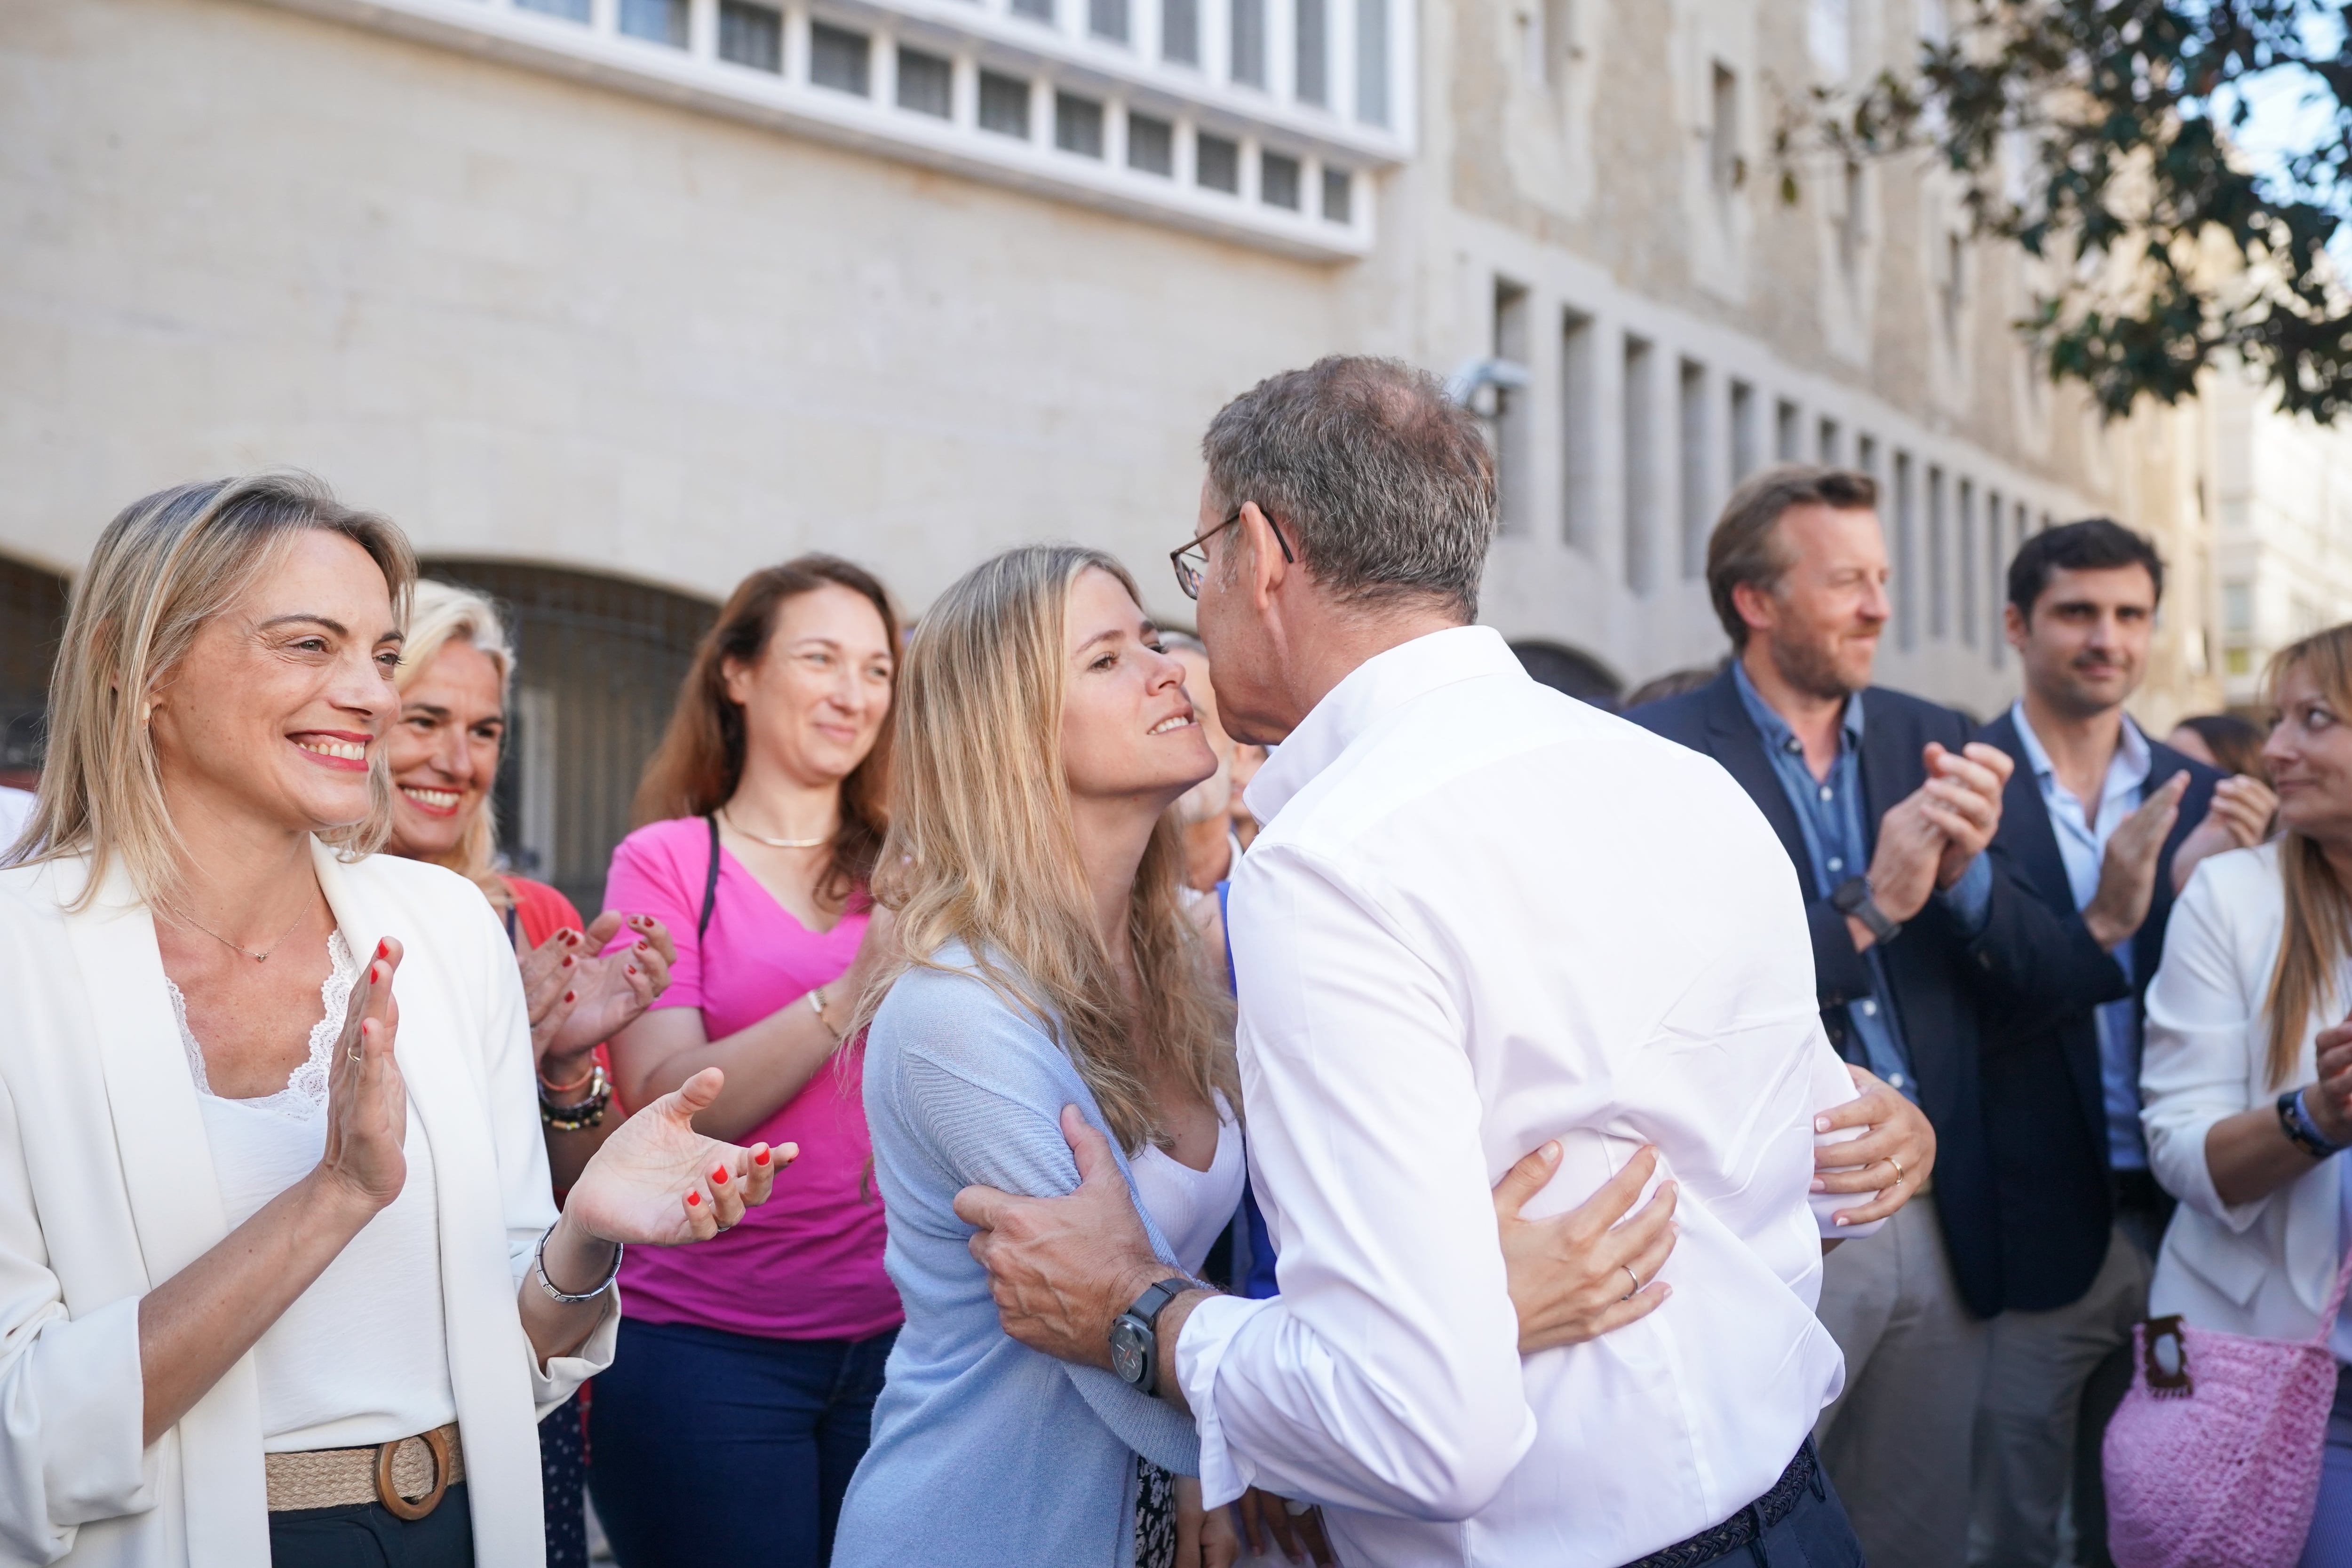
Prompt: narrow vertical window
<box><xmin>1894</xmin><ymin>453</ymin><xmax>1917</xmax><ymax>649</ymax></box>
<box><xmin>1355</xmin><ymin>0</ymin><xmax>1388</xmax><ymax>125</ymax></box>
<box><xmin>1679</xmin><ymin>360</ymin><xmax>1709</xmax><ymax>579</ymax></box>
<box><xmin>516</xmin><ymin>0</ymin><xmax>591</xmax><ymax>22</ymax></box>
<box><xmin>1817</xmin><ymin>417</ymin><xmax>1841</xmax><ymax>467</ymax></box>
<box><xmin>1709</xmin><ymin>64</ymin><xmax>1740</xmax><ymax>195</ymax></box>
<box><xmin>1928</xmin><ymin>466</ymin><xmax>1948</xmax><ymax>639</ymax></box>
<box><xmin>1986</xmin><ymin>491</ymin><xmax>2006</xmax><ymax>668</ymax></box>
<box><xmin>896</xmin><ymin>48</ymin><xmax>952</xmax><ymax>116</ymax></box>
<box><xmin>1958</xmin><ymin>479</ymin><xmax>1978</xmax><ymax>647</ymax></box>
<box><xmin>1856</xmin><ymin>433</ymin><xmax>1878</xmax><ymax>476</ymax></box>
<box><xmin>978</xmin><ymin>71</ymin><xmax>1032</xmax><ymax>136</ymax></box>
<box><xmin>1562</xmin><ymin>309</ymin><xmax>1597</xmax><ymax>550</ymax></box>
<box><xmin>1320</xmin><ymin>166</ymin><xmax>1352</xmax><ymax>222</ymax></box>
<box><xmin>1091</xmin><ymin>0</ymin><xmax>1130</xmax><ymax>42</ymax></box>
<box><xmin>1623</xmin><ymin>335</ymin><xmax>1655</xmax><ymax>594</ymax></box>
<box><xmin>1056</xmin><ymin>93</ymin><xmax>1105</xmax><ymax>156</ymax></box>
<box><xmin>1162</xmin><ymin>0</ymin><xmax>1200</xmax><ymax>64</ymax></box>
<box><xmin>620</xmin><ymin>0</ymin><xmax>688</xmax><ymax>45</ymax></box>
<box><xmin>1128</xmin><ymin>114</ymin><xmax>1175</xmax><ymax>174</ymax></box>
<box><xmin>1729</xmin><ymin>380</ymin><xmax>1757</xmax><ymax>483</ymax></box>
<box><xmin>1231</xmin><ymin>0</ymin><xmax>1265</xmax><ymax>87</ymax></box>
<box><xmin>719</xmin><ymin>0</ymin><xmax>783</xmax><ymax>70</ymax></box>
<box><xmin>1261</xmin><ymin>150</ymin><xmax>1301</xmax><ymax>208</ymax></box>
<box><xmin>1492</xmin><ymin>280</ymin><xmax>1532</xmax><ymax>537</ymax></box>
<box><xmin>1296</xmin><ymin>0</ymin><xmax>1327</xmax><ymax>104</ymax></box>
<box><xmin>1774</xmin><ymin>399</ymin><xmax>1800</xmax><ymax>462</ymax></box>
<box><xmin>810</xmin><ymin>24</ymin><xmax>872</xmax><ymax>94</ymax></box>
<box><xmin>1196</xmin><ymin>132</ymin><xmax>1240</xmax><ymax>191</ymax></box>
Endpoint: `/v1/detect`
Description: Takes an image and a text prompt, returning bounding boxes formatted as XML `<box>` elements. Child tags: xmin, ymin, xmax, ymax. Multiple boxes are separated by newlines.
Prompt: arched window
<box><xmin>0</xmin><ymin>555</ymin><xmax>71</xmax><ymax>790</ymax></box>
<box><xmin>420</xmin><ymin>562</ymin><xmax>717</xmax><ymax>916</ymax></box>
<box><xmin>1509</xmin><ymin>640</ymin><xmax>1622</xmax><ymax>709</ymax></box>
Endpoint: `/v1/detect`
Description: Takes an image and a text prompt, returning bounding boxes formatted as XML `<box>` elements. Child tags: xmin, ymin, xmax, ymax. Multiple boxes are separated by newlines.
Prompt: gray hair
<box><xmin>1202</xmin><ymin>356</ymin><xmax>1496</xmax><ymax>621</ymax></box>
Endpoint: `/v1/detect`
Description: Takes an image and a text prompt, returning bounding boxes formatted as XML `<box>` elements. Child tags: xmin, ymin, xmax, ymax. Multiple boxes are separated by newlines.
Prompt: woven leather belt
<box><xmin>264</xmin><ymin>1423</ymin><xmax>465</xmax><ymax>1518</ymax></box>
<box><xmin>1618</xmin><ymin>1441</ymin><xmax>1819</xmax><ymax>1568</ymax></box>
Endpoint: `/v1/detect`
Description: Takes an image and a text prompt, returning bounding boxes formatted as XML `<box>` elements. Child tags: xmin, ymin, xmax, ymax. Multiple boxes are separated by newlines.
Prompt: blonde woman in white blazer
<box><xmin>0</xmin><ymin>474</ymin><xmax>783</xmax><ymax>1568</ymax></box>
<box><xmin>2141</xmin><ymin>625</ymin><xmax>2352</xmax><ymax>1564</ymax></box>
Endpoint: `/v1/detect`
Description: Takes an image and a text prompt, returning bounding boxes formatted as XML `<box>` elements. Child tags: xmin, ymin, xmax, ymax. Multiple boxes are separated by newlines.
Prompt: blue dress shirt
<box><xmin>1732</xmin><ymin>663</ymin><xmax>1993</xmax><ymax>1101</ymax></box>
<box><xmin>2008</xmin><ymin>701</ymin><xmax>2153</xmax><ymax>1171</ymax></box>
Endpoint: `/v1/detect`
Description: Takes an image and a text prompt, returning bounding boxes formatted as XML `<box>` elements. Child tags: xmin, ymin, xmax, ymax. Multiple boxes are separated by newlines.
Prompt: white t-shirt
<box><xmin>168</xmin><ymin>932</ymin><xmax>458</xmax><ymax>1450</ymax></box>
<box><xmin>1128</xmin><ymin>1091</ymin><xmax>1244</xmax><ymax>1276</ymax></box>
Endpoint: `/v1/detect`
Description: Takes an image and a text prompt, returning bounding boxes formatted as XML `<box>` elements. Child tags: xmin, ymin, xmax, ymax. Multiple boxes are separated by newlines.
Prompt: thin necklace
<box><xmin>721</xmin><ymin>807</ymin><xmax>829</xmax><ymax>850</ymax></box>
<box><xmin>171</xmin><ymin>889</ymin><xmax>318</xmax><ymax>963</ymax></box>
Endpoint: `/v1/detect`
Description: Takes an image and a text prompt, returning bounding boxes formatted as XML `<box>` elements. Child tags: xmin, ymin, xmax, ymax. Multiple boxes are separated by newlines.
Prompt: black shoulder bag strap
<box><xmin>699</xmin><ymin>812</ymin><xmax>722</xmax><ymax>943</ymax></box>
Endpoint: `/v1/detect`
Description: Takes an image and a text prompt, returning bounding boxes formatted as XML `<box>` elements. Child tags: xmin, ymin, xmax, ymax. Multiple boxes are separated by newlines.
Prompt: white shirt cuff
<box><xmin>1174</xmin><ymin>1291</ymin><xmax>1276</xmax><ymax>1508</ymax></box>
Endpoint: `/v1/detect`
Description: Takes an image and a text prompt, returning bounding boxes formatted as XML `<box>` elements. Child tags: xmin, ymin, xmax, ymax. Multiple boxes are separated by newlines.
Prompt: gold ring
<box><xmin>348</xmin><ymin>1047</ymin><xmax>363</xmax><ymax>1064</ymax></box>
<box><xmin>1886</xmin><ymin>1156</ymin><xmax>1905</xmax><ymax>1186</ymax></box>
<box><xmin>1620</xmin><ymin>1264</ymin><xmax>1640</xmax><ymax>1301</ymax></box>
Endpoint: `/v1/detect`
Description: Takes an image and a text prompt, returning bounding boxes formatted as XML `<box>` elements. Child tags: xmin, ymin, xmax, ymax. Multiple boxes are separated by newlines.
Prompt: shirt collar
<box><xmin>1730</xmin><ymin>658</ymin><xmax>1863</xmax><ymax>764</ymax></box>
<box><xmin>1244</xmin><ymin>626</ymin><xmax>1525</xmax><ymax>826</ymax></box>
<box><xmin>2009</xmin><ymin>700</ymin><xmax>2153</xmax><ymax>800</ymax></box>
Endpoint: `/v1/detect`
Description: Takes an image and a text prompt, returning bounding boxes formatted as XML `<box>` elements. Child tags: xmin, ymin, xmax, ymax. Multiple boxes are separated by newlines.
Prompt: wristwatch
<box><xmin>1109</xmin><ymin>1277</ymin><xmax>1196</xmax><ymax>1398</ymax></box>
<box><xmin>1832</xmin><ymin>875</ymin><xmax>1901</xmax><ymax>944</ymax></box>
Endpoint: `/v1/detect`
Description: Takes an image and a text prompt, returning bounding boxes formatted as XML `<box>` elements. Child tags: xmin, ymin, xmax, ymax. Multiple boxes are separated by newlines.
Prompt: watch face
<box><xmin>1110</xmin><ymin>1321</ymin><xmax>1149</xmax><ymax>1386</ymax></box>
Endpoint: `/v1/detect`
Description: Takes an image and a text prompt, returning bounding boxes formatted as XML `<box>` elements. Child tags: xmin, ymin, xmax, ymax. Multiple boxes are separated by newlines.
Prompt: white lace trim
<box><xmin>167</xmin><ymin>932</ymin><xmax>357</xmax><ymax>1119</ymax></box>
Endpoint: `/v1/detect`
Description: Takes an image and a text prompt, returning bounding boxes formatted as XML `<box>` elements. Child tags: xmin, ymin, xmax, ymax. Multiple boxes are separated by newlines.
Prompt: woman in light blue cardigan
<box><xmin>832</xmin><ymin>547</ymin><xmax>1250</xmax><ymax>1568</ymax></box>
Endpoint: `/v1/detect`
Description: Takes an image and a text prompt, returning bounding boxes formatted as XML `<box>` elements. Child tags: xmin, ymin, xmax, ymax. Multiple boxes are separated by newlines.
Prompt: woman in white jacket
<box><xmin>0</xmin><ymin>474</ymin><xmax>781</xmax><ymax>1568</ymax></box>
<box><xmin>2142</xmin><ymin>622</ymin><xmax>2352</xmax><ymax>1564</ymax></box>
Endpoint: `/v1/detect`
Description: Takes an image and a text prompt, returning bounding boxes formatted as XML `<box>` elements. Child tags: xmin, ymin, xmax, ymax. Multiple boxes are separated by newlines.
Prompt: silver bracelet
<box><xmin>534</xmin><ymin>1220</ymin><xmax>622</xmax><ymax>1305</ymax></box>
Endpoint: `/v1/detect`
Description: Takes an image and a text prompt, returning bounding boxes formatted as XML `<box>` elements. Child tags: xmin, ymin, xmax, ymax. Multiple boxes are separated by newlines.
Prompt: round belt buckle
<box><xmin>374</xmin><ymin>1427</ymin><xmax>451</xmax><ymax>1520</ymax></box>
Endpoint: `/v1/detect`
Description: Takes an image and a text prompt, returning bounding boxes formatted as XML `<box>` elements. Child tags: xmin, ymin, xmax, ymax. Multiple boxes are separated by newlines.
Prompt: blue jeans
<box><xmin>1629</xmin><ymin>1442</ymin><xmax>1865</xmax><ymax>1568</ymax></box>
<box><xmin>589</xmin><ymin>1319</ymin><xmax>897</xmax><ymax>1568</ymax></box>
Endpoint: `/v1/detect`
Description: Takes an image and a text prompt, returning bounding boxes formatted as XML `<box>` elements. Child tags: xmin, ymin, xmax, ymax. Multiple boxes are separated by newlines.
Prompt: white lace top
<box><xmin>169</xmin><ymin>933</ymin><xmax>458</xmax><ymax>1451</ymax></box>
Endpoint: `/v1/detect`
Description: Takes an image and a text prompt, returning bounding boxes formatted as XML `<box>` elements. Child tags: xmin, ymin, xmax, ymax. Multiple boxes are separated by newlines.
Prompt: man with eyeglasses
<box><xmin>951</xmin><ymin>355</ymin><xmax>1931</xmax><ymax>1568</ymax></box>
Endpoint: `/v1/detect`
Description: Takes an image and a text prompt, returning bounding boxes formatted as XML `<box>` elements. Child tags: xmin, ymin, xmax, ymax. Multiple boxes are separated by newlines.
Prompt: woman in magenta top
<box><xmin>588</xmin><ymin>555</ymin><xmax>902</xmax><ymax>1568</ymax></box>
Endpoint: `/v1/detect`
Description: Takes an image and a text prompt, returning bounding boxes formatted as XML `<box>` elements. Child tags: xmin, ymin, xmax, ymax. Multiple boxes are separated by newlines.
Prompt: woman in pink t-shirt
<box><xmin>588</xmin><ymin>556</ymin><xmax>902</xmax><ymax>1568</ymax></box>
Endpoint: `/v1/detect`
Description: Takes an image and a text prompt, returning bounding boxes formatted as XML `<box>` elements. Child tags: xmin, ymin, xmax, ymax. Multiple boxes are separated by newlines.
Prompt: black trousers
<box><xmin>268</xmin><ymin>1482</ymin><xmax>475</xmax><ymax>1568</ymax></box>
<box><xmin>1628</xmin><ymin>1447</ymin><xmax>1867</xmax><ymax>1568</ymax></box>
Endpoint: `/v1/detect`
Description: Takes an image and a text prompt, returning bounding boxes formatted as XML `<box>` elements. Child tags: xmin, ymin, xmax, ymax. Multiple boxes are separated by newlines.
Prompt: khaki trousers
<box><xmin>1815</xmin><ymin>1198</ymin><xmax>1992</xmax><ymax>1568</ymax></box>
<box><xmin>1969</xmin><ymin>1224</ymin><xmax>2153</xmax><ymax>1568</ymax></box>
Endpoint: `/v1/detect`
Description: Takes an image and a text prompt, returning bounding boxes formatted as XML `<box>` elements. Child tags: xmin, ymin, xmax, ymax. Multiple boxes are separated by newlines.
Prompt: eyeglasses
<box><xmin>1169</xmin><ymin>507</ymin><xmax>1294</xmax><ymax>601</ymax></box>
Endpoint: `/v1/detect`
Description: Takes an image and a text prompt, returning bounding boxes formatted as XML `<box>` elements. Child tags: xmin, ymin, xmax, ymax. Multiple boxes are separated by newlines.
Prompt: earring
<box><xmin>138</xmin><ymin>703</ymin><xmax>152</xmax><ymax>725</ymax></box>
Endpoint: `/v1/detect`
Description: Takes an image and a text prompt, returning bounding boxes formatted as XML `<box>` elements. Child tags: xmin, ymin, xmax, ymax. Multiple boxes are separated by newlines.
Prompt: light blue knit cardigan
<box><xmin>832</xmin><ymin>943</ymin><xmax>1201</xmax><ymax>1568</ymax></box>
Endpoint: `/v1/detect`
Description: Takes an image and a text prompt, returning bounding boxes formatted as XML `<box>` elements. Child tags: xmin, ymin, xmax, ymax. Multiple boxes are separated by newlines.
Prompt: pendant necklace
<box><xmin>173</xmin><ymin>888</ymin><xmax>318</xmax><ymax>963</ymax></box>
<box><xmin>721</xmin><ymin>808</ymin><xmax>828</xmax><ymax>850</ymax></box>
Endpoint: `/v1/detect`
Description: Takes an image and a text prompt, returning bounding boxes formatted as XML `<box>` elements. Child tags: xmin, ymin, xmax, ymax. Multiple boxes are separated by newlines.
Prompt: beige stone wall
<box><xmin>0</xmin><ymin>0</ymin><xmax>1348</xmax><ymax>618</ymax></box>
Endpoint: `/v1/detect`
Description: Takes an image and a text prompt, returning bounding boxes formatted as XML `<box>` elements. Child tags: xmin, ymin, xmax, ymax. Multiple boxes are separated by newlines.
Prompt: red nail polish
<box><xmin>375</xmin><ymin>940</ymin><xmax>388</xmax><ymax>958</ymax></box>
<box><xmin>636</xmin><ymin>941</ymin><xmax>650</xmax><ymax>952</ymax></box>
<box><xmin>712</xmin><ymin>1164</ymin><xmax>730</xmax><ymax>1185</ymax></box>
<box><xmin>561</xmin><ymin>954</ymin><xmax>575</xmax><ymax>969</ymax></box>
<box><xmin>627</xmin><ymin>965</ymin><xmax>638</xmax><ymax>976</ymax></box>
<box><xmin>754</xmin><ymin>1147</ymin><xmax>771</xmax><ymax>1166</ymax></box>
<box><xmin>686</xmin><ymin>1191</ymin><xmax>701</xmax><ymax>1207</ymax></box>
<box><xmin>563</xmin><ymin>990</ymin><xmax>575</xmax><ymax>1003</ymax></box>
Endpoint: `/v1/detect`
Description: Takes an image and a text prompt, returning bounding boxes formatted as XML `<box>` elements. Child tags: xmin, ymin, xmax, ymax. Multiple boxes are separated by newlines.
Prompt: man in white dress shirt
<box><xmin>954</xmin><ymin>357</ymin><xmax>1929</xmax><ymax>1567</ymax></box>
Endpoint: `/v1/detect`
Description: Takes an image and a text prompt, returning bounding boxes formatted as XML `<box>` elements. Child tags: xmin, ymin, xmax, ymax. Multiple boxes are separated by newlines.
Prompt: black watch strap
<box><xmin>1832</xmin><ymin>875</ymin><xmax>1900</xmax><ymax>943</ymax></box>
<box><xmin>1112</xmin><ymin>1276</ymin><xmax>1198</xmax><ymax>1396</ymax></box>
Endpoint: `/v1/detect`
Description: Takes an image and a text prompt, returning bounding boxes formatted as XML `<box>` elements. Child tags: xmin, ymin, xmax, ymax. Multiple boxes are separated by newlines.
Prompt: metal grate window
<box><xmin>979</xmin><ymin>71</ymin><xmax>1033</xmax><ymax>137</ymax></box>
<box><xmin>810</xmin><ymin>23</ymin><xmax>872</xmax><ymax>95</ymax></box>
<box><xmin>897</xmin><ymin>47</ymin><xmax>953</xmax><ymax>116</ymax></box>
<box><xmin>1196</xmin><ymin>132</ymin><xmax>1239</xmax><ymax>191</ymax></box>
<box><xmin>620</xmin><ymin>0</ymin><xmax>689</xmax><ymax>47</ymax></box>
<box><xmin>1260</xmin><ymin>149</ymin><xmax>1300</xmax><ymax>208</ymax></box>
<box><xmin>1056</xmin><ymin>93</ymin><xmax>1105</xmax><ymax>157</ymax></box>
<box><xmin>1128</xmin><ymin>113</ymin><xmax>1175</xmax><ymax>174</ymax></box>
<box><xmin>418</xmin><ymin>562</ymin><xmax>716</xmax><ymax>918</ymax></box>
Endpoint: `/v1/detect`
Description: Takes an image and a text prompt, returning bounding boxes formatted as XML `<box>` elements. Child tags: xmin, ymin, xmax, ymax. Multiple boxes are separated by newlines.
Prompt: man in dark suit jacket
<box><xmin>1631</xmin><ymin>465</ymin><xmax>2077</xmax><ymax>1568</ymax></box>
<box><xmin>1972</xmin><ymin>519</ymin><xmax>2270</xmax><ymax>1568</ymax></box>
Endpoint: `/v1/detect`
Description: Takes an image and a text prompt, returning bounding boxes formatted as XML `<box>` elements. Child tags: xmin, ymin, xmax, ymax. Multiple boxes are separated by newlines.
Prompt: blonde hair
<box><xmin>396</xmin><ymin>580</ymin><xmax>517</xmax><ymax>907</ymax></box>
<box><xmin>2265</xmin><ymin>625</ymin><xmax>2352</xmax><ymax>1086</ymax></box>
<box><xmin>5</xmin><ymin>473</ymin><xmax>416</xmax><ymax>911</ymax></box>
<box><xmin>867</xmin><ymin>545</ymin><xmax>1236</xmax><ymax>1155</ymax></box>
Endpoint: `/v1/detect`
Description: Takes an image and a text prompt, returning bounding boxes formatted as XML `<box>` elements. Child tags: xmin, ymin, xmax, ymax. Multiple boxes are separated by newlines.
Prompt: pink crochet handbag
<box><xmin>2103</xmin><ymin>1246</ymin><xmax>2352</xmax><ymax>1568</ymax></box>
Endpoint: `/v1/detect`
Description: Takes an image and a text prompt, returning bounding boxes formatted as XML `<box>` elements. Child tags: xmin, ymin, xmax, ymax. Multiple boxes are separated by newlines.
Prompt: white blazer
<box><xmin>0</xmin><ymin>840</ymin><xmax>616</xmax><ymax>1567</ymax></box>
<box><xmin>2143</xmin><ymin>839</ymin><xmax>2347</xmax><ymax>1342</ymax></box>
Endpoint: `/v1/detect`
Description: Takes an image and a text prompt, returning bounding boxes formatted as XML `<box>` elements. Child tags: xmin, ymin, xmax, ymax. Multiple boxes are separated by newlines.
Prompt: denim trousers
<box><xmin>588</xmin><ymin>1317</ymin><xmax>898</xmax><ymax>1568</ymax></box>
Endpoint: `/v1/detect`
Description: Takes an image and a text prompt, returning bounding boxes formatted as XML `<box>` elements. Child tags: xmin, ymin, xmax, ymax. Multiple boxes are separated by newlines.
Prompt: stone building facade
<box><xmin>0</xmin><ymin>0</ymin><xmax>2219</xmax><ymax>902</ymax></box>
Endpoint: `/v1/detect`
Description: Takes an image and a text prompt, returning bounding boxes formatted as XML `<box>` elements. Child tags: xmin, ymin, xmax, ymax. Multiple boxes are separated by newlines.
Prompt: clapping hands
<box><xmin>519</xmin><ymin>912</ymin><xmax>676</xmax><ymax>1085</ymax></box>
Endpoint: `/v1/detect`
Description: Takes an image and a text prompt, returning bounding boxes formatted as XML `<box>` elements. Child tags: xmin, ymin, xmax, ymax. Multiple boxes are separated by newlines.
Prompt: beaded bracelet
<box><xmin>540</xmin><ymin>1062</ymin><xmax>613</xmax><ymax>1132</ymax></box>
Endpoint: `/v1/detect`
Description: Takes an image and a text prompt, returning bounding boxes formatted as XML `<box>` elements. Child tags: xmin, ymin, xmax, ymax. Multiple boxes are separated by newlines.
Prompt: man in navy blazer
<box><xmin>1971</xmin><ymin>519</ymin><xmax>2272</xmax><ymax>1568</ymax></box>
<box><xmin>1630</xmin><ymin>465</ymin><xmax>2078</xmax><ymax>1568</ymax></box>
